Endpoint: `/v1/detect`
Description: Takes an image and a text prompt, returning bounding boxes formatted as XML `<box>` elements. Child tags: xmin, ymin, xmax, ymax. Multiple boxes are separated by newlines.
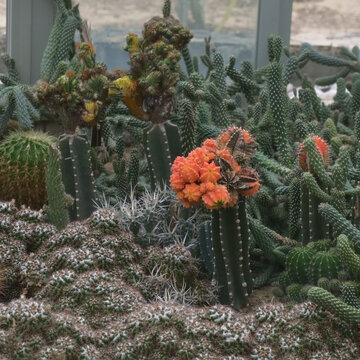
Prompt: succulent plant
<box><xmin>0</xmin><ymin>131</ymin><xmax>56</xmax><ymax>209</ymax></box>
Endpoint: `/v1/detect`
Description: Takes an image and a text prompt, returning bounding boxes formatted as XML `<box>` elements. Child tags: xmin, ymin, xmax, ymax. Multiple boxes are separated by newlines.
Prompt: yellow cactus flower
<box><xmin>125</xmin><ymin>33</ymin><xmax>140</xmax><ymax>53</ymax></box>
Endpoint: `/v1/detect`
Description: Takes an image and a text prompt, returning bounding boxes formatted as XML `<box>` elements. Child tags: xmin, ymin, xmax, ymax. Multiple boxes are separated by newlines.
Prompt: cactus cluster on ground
<box><xmin>3</xmin><ymin>0</ymin><xmax>360</xmax><ymax>358</ymax></box>
<box><xmin>1</xmin><ymin>202</ymin><xmax>359</xmax><ymax>359</ymax></box>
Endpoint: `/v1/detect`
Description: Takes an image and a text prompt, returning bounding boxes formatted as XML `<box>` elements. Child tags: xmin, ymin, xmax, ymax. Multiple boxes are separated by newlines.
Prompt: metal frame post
<box><xmin>255</xmin><ymin>0</ymin><xmax>293</xmax><ymax>68</ymax></box>
<box><xmin>6</xmin><ymin>0</ymin><xmax>56</xmax><ymax>84</ymax></box>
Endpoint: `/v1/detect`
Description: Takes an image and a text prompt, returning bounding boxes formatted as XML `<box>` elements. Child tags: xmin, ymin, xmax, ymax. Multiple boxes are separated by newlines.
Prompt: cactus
<box><xmin>198</xmin><ymin>220</ymin><xmax>214</xmax><ymax>276</ymax></box>
<box><xmin>144</xmin><ymin>121</ymin><xmax>183</xmax><ymax>189</ymax></box>
<box><xmin>45</xmin><ymin>145</ymin><xmax>71</xmax><ymax>230</ymax></box>
<box><xmin>309</xmin><ymin>251</ymin><xmax>340</xmax><ymax>284</ymax></box>
<box><xmin>337</xmin><ymin>234</ymin><xmax>360</xmax><ymax>278</ymax></box>
<box><xmin>308</xmin><ymin>286</ymin><xmax>360</xmax><ymax>325</ymax></box>
<box><xmin>286</xmin><ymin>247</ymin><xmax>314</xmax><ymax>284</ymax></box>
<box><xmin>58</xmin><ymin>134</ymin><xmax>96</xmax><ymax>221</ymax></box>
<box><xmin>0</xmin><ymin>131</ymin><xmax>56</xmax><ymax>209</ymax></box>
<box><xmin>211</xmin><ymin>199</ymin><xmax>252</xmax><ymax>310</ymax></box>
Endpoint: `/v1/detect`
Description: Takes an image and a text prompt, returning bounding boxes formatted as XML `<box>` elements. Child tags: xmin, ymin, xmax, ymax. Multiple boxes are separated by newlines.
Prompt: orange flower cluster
<box><xmin>298</xmin><ymin>136</ymin><xmax>329</xmax><ymax>171</ymax></box>
<box><xmin>171</xmin><ymin>128</ymin><xmax>260</xmax><ymax>210</ymax></box>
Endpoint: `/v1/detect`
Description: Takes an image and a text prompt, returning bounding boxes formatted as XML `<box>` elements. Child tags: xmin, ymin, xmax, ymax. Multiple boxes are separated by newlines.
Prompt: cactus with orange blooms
<box><xmin>171</xmin><ymin>127</ymin><xmax>260</xmax><ymax>310</ymax></box>
<box><xmin>171</xmin><ymin>127</ymin><xmax>260</xmax><ymax>210</ymax></box>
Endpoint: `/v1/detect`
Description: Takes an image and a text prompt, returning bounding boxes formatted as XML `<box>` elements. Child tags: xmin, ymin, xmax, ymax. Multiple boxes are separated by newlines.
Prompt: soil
<box><xmin>243</xmin><ymin>285</ymin><xmax>281</xmax><ymax>312</ymax></box>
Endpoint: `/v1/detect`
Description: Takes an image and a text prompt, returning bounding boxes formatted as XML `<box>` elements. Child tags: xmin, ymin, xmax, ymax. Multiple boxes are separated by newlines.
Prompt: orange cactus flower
<box><xmin>200</xmin><ymin>182</ymin><xmax>216</xmax><ymax>194</ymax></box>
<box><xmin>298</xmin><ymin>136</ymin><xmax>329</xmax><ymax>171</ymax></box>
<box><xmin>202</xmin><ymin>185</ymin><xmax>230</xmax><ymax>210</ymax></box>
<box><xmin>65</xmin><ymin>71</ymin><xmax>75</xmax><ymax>78</ymax></box>
<box><xmin>183</xmin><ymin>183</ymin><xmax>202</xmax><ymax>203</ymax></box>
<box><xmin>239</xmin><ymin>169</ymin><xmax>260</xmax><ymax>196</ymax></box>
<box><xmin>176</xmin><ymin>191</ymin><xmax>191</xmax><ymax>208</ymax></box>
<box><xmin>180</xmin><ymin>160</ymin><xmax>200</xmax><ymax>183</ymax></box>
<box><xmin>188</xmin><ymin>147</ymin><xmax>216</xmax><ymax>165</ymax></box>
<box><xmin>171</xmin><ymin>156</ymin><xmax>187</xmax><ymax>174</ymax></box>
<box><xmin>216</xmin><ymin>149</ymin><xmax>233</xmax><ymax>163</ymax></box>
<box><xmin>218</xmin><ymin>126</ymin><xmax>255</xmax><ymax>149</ymax></box>
<box><xmin>170</xmin><ymin>172</ymin><xmax>185</xmax><ymax>191</ymax></box>
<box><xmin>228</xmin><ymin>190</ymin><xmax>239</xmax><ymax>207</ymax></box>
<box><xmin>199</xmin><ymin>161</ymin><xmax>221</xmax><ymax>183</ymax></box>
<box><xmin>203</xmin><ymin>138</ymin><xmax>218</xmax><ymax>152</ymax></box>
<box><xmin>77</xmin><ymin>42</ymin><xmax>95</xmax><ymax>58</ymax></box>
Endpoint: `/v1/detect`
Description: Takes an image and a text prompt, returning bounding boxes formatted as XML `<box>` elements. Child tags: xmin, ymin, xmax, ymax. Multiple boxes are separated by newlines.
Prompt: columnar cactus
<box><xmin>212</xmin><ymin>199</ymin><xmax>253</xmax><ymax>309</ymax></box>
<box><xmin>170</xmin><ymin>127</ymin><xmax>260</xmax><ymax>309</ymax></box>
<box><xmin>0</xmin><ymin>131</ymin><xmax>56</xmax><ymax>209</ymax></box>
<box><xmin>58</xmin><ymin>133</ymin><xmax>96</xmax><ymax>221</ymax></box>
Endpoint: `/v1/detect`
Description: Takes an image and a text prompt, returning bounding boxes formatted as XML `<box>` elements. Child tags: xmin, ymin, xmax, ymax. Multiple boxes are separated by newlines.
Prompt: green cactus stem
<box><xmin>211</xmin><ymin>199</ymin><xmax>252</xmax><ymax>310</ymax></box>
<box><xmin>45</xmin><ymin>145</ymin><xmax>71</xmax><ymax>230</ymax></box>
<box><xmin>144</xmin><ymin>121</ymin><xmax>182</xmax><ymax>189</ymax></box>
<box><xmin>308</xmin><ymin>286</ymin><xmax>360</xmax><ymax>325</ymax></box>
<box><xmin>58</xmin><ymin>134</ymin><xmax>96</xmax><ymax>221</ymax></box>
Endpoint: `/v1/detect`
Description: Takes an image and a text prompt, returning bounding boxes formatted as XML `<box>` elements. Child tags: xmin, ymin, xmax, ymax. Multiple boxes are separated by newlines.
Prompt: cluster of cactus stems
<box><xmin>5</xmin><ymin>0</ymin><xmax>360</xmax><ymax>347</ymax></box>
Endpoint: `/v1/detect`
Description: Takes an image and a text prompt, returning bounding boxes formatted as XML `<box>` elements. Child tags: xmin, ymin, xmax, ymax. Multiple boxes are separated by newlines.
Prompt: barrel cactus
<box><xmin>0</xmin><ymin>131</ymin><xmax>56</xmax><ymax>209</ymax></box>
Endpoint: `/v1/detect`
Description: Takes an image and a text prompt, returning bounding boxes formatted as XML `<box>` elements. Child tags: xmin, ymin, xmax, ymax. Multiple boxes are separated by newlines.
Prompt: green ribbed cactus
<box><xmin>198</xmin><ymin>220</ymin><xmax>214</xmax><ymax>276</ymax></box>
<box><xmin>211</xmin><ymin>199</ymin><xmax>252</xmax><ymax>310</ymax></box>
<box><xmin>144</xmin><ymin>121</ymin><xmax>183</xmax><ymax>189</ymax></box>
<box><xmin>337</xmin><ymin>234</ymin><xmax>360</xmax><ymax>278</ymax></box>
<box><xmin>286</xmin><ymin>247</ymin><xmax>314</xmax><ymax>284</ymax></box>
<box><xmin>341</xmin><ymin>282</ymin><xmax>360</xmax><ymax>308</ymax></box>
<box><xmin>308</xmin><ymin>286</ymin><xmax>360</xmax><ymax>325</ymax></box>
<box><xmin>58</xmin><ymin>134</ymin><xmax>96</xmax><ymax>221</ymax></box>
<box><xmin>309</xmin><ymin>251</ymin><xmax>340</xmax><ymax>284</ymax></box>
<box><xmin>45</xmin><ymin>145</ymin><xmax>71</xmax><ymax>230</ymax></box>
<box><xmin>0</xmin><ymin>131</ymin><xmax>56</xmax><ymax>209</ymax></box>
<box><xmin>319</xmin><ymin>203</ymin><xmax>360</xmax><ymax>242</ymax></box>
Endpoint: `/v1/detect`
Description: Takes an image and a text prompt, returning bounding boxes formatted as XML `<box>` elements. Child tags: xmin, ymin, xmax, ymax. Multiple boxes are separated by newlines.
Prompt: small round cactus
<box><xmin>0</xmin><ymin>131</ymin><xmax>56</xmax><ymax>209</ymax></box>
<box><xmin>286</xmin><ymin>247</ymin><xmax>314</xmax><ymax>284</ymax></box>
<box><xmin>310</xmin><ymin>250</ymin><xmax>340</xmax><ymax>284</ymax></box>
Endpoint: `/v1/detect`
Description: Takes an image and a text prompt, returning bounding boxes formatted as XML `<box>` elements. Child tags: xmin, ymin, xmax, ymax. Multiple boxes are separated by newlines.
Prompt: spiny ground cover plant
<box><xmin>0</xmin><ymin>201</ymin><xmax>359</xmax><ymax>359</ymax></box>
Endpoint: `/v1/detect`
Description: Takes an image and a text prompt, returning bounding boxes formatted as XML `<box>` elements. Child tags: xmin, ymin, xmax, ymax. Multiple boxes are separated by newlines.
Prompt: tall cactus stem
<box><xmin>144</xmin><ymin>121</ymin><xmax>182</xmax><ymax>190</ymax></box>
<box><xmin>211</xmin><ymin>200</ymin><xmax>252</xmax><ymax>310</ymax></box>
<box><xmin>59</xmin><ymin>134</ymin><xmax>96</xmax><ymax>221</ymax></box>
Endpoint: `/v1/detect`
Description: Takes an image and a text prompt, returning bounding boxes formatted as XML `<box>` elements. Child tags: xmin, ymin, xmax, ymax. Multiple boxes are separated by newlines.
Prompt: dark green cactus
<box><xmin>337</xmin><ymin>234</ymin><xmax>360</xmax><ymax>278</ymax></box>
<box><xmin>211</xmin><ymin>199</ymin><xmax>252</xmax><ymax>310</ymax></box>
<box><xmin>286</xmin><ymin>247</ymin><xmax>314</xmax><ymax>284</ymax></box>
<box><xmin>308</xmin><ymin>286</ymin><xmax>360</xmax><ymax>325</ymax></box>
<box><xmin>58</xmin><ymin>134</ymin><xmax>96</xmax><ymax>221</ymax></box>
<box><xmin>45</xmin><ymin>145</ymin><xmax>71</xmax><ymax>230</ymax></box>
<box><xmin>309</xmin><ymin>251</ymin><xmax>340</xmax><ymax>284</ymax></box>
<box><xmin>144</xmin><ymin>121</ymin><xmax>182</xmax><ymax>189</ymax></box>
<box><xmin>198</xmin><ymin>220</ymin><xmax>214</xmax><ymax>276</ymax></box>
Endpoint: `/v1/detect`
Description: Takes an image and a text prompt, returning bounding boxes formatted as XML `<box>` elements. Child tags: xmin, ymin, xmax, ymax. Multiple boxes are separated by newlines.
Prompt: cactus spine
<box><xmin>58</xmin><ymin>134</ymin><xmax>96</xmax><ymax>221</ymax></box>
<box><xmin>211</xmin><ymin>199</ymin><xmax>252</xmax><ymax>310</ymax></box>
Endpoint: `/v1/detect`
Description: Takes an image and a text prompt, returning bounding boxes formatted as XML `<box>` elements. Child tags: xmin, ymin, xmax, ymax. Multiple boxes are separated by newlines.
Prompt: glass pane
<box><xmin>77</xmin><ymin>0</ymin><xmax>259</xmax><ymax>72</ymax></box>
<box><xmin>291</xmin><ymin>0</ymin><xmax>360</xmax><ymax>47</ymax></box>
<box><xmin>0</xmin><ymin>0</ymin><xmax>6</xmax><ymax>73</ymax></box>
